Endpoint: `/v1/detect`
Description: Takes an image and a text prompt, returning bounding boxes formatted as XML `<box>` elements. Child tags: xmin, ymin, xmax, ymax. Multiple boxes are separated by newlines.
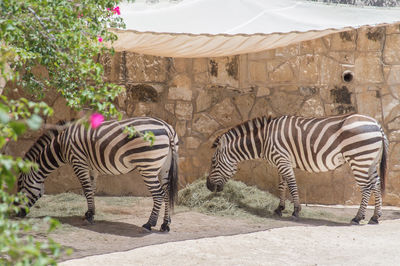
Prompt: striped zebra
<box><xmin>207</xmin><ymin>114</ymin><xmax>388</xmax><ymax>224</ymax></box>
<box><xmin>17</xmin><ymin>117</ymin><xmax>179</xmax><ymax>232</ymax></box>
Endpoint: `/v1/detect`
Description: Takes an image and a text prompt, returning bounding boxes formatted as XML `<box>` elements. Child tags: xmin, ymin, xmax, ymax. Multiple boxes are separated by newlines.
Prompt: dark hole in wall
<box><xmin>226</xmin><ymin>56</ymin><xmax>239</xmax><ymax>80</ymax></box>
<box><xmin>342</xmin><ymin>71</ymin><xmax>353</xmax><ymax>83</ymax></box>
<box><xmin>330</xmin><ymin>86</ymin><xmax>352</xmax><ymax>104</ymax></box>
<box><xmin>126</xmin><ymin>84</ymin><xmax>159</xmax><ymax>102</ymax></box>
<box><xmin>339</xmin><ymin>31</ymin><xmax>354</xmax><ymax>42</ymax></box>
<box><xmin>210</xmin><ymin>60</ymin><xmax>218</xmax><ymax>77</ymax></box>
<box><xmin>366</xmin><ymin>27</ymin><xmax>384</xmax><ymax>41</ymax></box>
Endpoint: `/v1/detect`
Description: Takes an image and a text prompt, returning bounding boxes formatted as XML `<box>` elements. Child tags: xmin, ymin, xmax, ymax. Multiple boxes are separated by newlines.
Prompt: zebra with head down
<box><xmin>207</xmin><ymin>114</ymin><xmax>388</xmax><ymax>224</ymax></box>
<box><xmin>17</xmin><ymin>117</ymin><xmax>179</xmax><ymax>232</ymax></box>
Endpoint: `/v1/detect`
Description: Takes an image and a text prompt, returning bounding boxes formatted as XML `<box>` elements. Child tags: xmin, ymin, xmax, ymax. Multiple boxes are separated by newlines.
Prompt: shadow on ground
<box><xmin>55</xmin><ymin>216</ymin><xmax>151</xmax><ymax>238</ymax></box>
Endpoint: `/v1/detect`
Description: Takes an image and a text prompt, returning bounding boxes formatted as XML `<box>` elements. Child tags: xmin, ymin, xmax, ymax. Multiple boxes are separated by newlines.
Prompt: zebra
<box><xmin>17</xmin><ymin>117</ymin><xmax>179</xmax><ymax>232</ymax></box>
<box><xmin>206</xmin><ymin>114</ymin><xmax>388</xmax><ymax>224</ymax></box>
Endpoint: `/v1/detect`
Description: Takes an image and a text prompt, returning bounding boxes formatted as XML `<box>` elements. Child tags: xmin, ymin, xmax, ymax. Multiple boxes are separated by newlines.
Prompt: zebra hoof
<box><xmin>291</xmin><ymin>214</ymin><xmax>300</xmax><ymax>221</ymax></box>
<box><xmin>160</xmin><ymin>223</ymin><xmax>170</xmax><ymax>232</ymax></box>
<box><xmin>368</xmin><ymin>217</ymin><xmax>379</xmax><ymax>225</ymax></box>
<box><xmin>142</xmin><ymin>223</ymin><xmax>152</xmax><ymax>232</ymax></box>
<box><xmin>351</xmin><ymin>218</ymin><xmax>361</xmax><ymax>225</ymax></box>
<box><xmin>274</xmin><ymin>205</ymin><xmax>285</xmax><ymax>217</ymax></box>
<box><xmin>291</xmin><ymin>208</ymin><xmax>301</xmax><ymax>219</ymax></box>
<box><xmin>84</xmin><ymin>211</ymin><xmax>95</xmax><ymax>224</ymax></box>
<box><xmin>274</xmin><ymin>208</ymin><xmax>283</xmax><ymax>217</ymax></box>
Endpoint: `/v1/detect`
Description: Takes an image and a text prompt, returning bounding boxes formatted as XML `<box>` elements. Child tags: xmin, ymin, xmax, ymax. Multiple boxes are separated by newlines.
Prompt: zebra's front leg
<box><xmin>89</xmin><ymin>170</ymin><xmax>98</xmax><ymax>194</ymax></box>
<box><xmin>274</xmin><ymin>176</ymin><xmax>287</xmax><ymax>217</ymax></box>
<box><xmin>352</xmin><ymin>187</ymin><xmax>372</xmax><ymax>225</ymax></box>
<box><xmin>72</xmin><ymin>164</ymin><xmax>96</xmax><ymax>224</ymax></box>
<box><xmin>278</xmin><ymin>165</ymin><xmax>301</xmax><ymax>219</ymax></box>
<box><xmin>142</xmin><ymin>175</ymin><xmax>164</xmax><ymax>232</ymax></box>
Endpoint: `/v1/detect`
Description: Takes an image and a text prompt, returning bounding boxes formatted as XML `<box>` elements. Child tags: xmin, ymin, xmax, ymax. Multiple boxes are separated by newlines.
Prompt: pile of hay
<box><xmin>178</xmin><ymin>179</ymin><xmax>343</xmax><ymax>222</ymax></box>
<box><xmin>178</xmin><ymin>179</ymin><xmax>284</xmax><ymax>218</ymax></box>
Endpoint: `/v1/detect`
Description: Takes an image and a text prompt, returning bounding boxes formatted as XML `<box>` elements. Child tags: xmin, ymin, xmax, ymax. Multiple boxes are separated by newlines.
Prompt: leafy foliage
<box><xmin>0</xmin><ymin>97</ymin><xmax>68</xmax><ymax>265</ymax></box>
<box><xmin>0</xmin><ymin>0</ymin><xmax>131</xmax><ymax>264</ymax></box>
<box><xmin>0</xmin><ymin>0</ymin><xmax>126</xmax><ymax>117</ymax></box>
<box><xmin>124</xmin><ymin>126</ymin><xmax>156</xmax><ymax>146</ymax></box>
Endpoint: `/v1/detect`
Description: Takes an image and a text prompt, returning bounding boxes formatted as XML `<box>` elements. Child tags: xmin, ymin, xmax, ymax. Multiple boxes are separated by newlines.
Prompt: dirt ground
<box><xmin>25</xmin><ymin>194</ymin><xmax>400</xmax><ymax>263</ymax></box>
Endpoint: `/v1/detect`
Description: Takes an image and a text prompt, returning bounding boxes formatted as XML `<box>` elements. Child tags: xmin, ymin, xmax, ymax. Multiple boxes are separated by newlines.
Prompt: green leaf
<box><xmin>0</xmin><ymin>109</ymin><xmax>10</xmax><ymax>124</ymax></box>
<box><xmin>9</xmin><ymin>121</ymin><xmax>26</xmax><ymax>136</ymax></box>
<box><xmin>26</xmin><ymin>114</ymin><xmax>43</xmax><ymax>130</ymax></box>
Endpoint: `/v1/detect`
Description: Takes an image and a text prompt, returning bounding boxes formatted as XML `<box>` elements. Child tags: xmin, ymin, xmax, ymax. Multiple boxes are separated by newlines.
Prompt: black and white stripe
<box><xmin>18</xmin><ymin>117</ymin><xmax>179</xmax><ymax>231</ymax></box>
<box><xmin>207</xmin><ymin>114</ymin><xmax>388</xmax><ymax>224</ymax></box>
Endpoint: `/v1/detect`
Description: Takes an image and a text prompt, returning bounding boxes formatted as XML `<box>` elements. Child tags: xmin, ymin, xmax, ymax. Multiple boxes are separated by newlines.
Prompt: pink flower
<box><xmin>112</xmin><ymin>6</ymin><xmax>120</xmax><ymax>15</ymax></box>
<box><xmin>98</xmin><ymin>36</ymin><xmax>103</xmax><ymax>42</ymax></box>
<box><xmin>5</xmin><ymin>138</ymin><xmax>9</xmax><ymax>142</ymax></box>
<box><xmin>90</xmin><ymin>113</ymin><xmax>104</xmax><ymax>129</ymax></box>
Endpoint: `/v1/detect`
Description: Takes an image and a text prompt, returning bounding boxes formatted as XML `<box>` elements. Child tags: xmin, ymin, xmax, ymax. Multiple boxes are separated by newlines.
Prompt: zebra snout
<box><xmin>206</xmin><ymin>178</ymin><xmax>215</xmax><ymax>191</ymax></box>
<box><xmin>206</xmin><ymin>178</ymin><xmax>224</xmax><ymax>192</ymax></box>
<box><xmin>17</xmin><ymin>207</ymin><xmax>27</xmax><ymax>218</ymax></box>
<box><xmin>12</xmin><ymin>205</ymin><xmax>28</xmax><ymax>218</ymax></box>
<box><xmin>12</xmin><ymin>200</ymin><xmax>29</xmax><ymax>218</ymax></box>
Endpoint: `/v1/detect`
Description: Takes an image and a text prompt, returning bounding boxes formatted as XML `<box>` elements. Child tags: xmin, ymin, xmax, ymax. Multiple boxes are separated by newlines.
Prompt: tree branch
<box><xmin>26</xmin><ymin>7</ymin><xmax>57</xmax><ymax>43</ymax></box>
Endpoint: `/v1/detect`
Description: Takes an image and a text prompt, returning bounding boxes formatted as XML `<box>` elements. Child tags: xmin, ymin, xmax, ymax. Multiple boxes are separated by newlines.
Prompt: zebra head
<box><xmin>15</xmin><ymin>121</ymin><xmax>67</xmax><ymax>217</ymax></box>
<box><xmin>207</xmin><ymin>134</ymin><xmax>238</xmax><ymax>192</ymax></box>
<box><xmin>16</xmin><ymin>169</ymin><xmax>45</xmax><ymax>217</ymax></box>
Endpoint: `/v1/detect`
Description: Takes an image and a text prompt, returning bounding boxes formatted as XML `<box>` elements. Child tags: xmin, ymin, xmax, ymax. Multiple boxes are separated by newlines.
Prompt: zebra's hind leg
<box><xmin>159</xmin><ymin>151</ymin><xmax>173</xmax><ymax>232</ymax></box>
<box><xmin>369</xmin><ymin>171</ymin><xmax>382</xmax><ymax>225</ymax></box>
<box><xmin>278</xmin><ymin>164</ymin><xmax>301</xmax><ymax>219</ymax></box>
<box><xmin>160</xmin><ymin>189</ymin><xmax>171</xmax><ymax>232</ymax></box>
<box><xmin>142</xmin><ymin>174</ymin><xmax>165</xmax><ymax>232</ymax></box>
<box><xmin>274</xmin><ymin>177</ymin><xmax>287</xmax><ymax>217</ymax></box>
<box><xmin>351</xmin><ymin>187</ymin><xmax>372</xmax><ymax>225</ymax></box>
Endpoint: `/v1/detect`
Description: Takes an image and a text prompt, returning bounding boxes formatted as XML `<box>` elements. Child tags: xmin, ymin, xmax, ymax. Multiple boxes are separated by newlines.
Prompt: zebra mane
<box><xmin>211</xmin><ymin>116</ymin><xmax>272</xmax><ymax>148</ymax></box>
<box><xmin>23</xmin><ymin>120</ymin><xmax>69</xmax><ymax>160</ymax></box>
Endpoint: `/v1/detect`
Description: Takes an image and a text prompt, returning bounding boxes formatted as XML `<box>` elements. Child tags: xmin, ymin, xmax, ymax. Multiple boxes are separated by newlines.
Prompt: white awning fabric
<box><xmin>110</xmin><ymin>0</ymin><xmax>400</xmax><ymax>57</ymax></box>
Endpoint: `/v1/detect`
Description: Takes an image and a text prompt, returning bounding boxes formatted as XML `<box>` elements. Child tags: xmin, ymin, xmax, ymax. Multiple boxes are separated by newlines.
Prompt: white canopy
<box><xmin>111</xmin><ymin>0</ymin><xmax>400</xmax><ymax>57</ymax></box>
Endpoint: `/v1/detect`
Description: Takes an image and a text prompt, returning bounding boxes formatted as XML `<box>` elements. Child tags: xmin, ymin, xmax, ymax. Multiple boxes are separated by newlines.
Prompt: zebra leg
<box><xmin>278</xmin><ymin>165</ymin><xmax>301</xmax><ymax>218</ymax></box>
<box><xmin>141</xmin><ymin>174</ymin><xmax>165</xmax><ymax>232</ymax></box>
<box><xmin>369</xmin><ymin>185</ymin><xmax>382</xmax><ymax>224</ymax></box>
<box><xmin>158</xmin><ymin>151</ymin><xmax>172</xmax><ymax>232</ymax></box>
<box><xmin>89</xmin><ymin>170</ymin><xmax>98</xmax><ymax>194</ymax></box>
<box><xmin>350</xmin><ymin>163</ymin><xmax>377</xmax><ymax>225</ymax></box>
<box><xmin>351</xmin><ymin>187</ymin><xmax>371</xmax><ymax>225</ymax></box>
<box><xmin>274</xmin><ymin>176</ymin><xmax>287</xmax><ymax>217</ymax></box>
<box><xmin>72</xmin><ymin>164</ymin><xmax>96</xmax><ymax>224</ymax></box>
<box><xmin>161</xmin><ymin>186</ymin><xmax>171</xmax><ymax>232</ymax></box>
<box><xmin>369</xmin><ymin>170</ymin><xmax>382</xmax><ymax>224</ymax></box>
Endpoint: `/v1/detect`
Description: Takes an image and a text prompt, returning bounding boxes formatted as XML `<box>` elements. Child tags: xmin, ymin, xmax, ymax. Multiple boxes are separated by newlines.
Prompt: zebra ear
<box><xmin>212</xmin><ymin>135</ymin><xmax>221</xmax><ymax>148</ymax></box>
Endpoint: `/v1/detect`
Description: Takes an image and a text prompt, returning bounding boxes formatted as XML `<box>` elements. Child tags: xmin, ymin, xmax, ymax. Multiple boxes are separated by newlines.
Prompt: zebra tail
<box><xmin>168</xmin><ymin>145</ymin><xmax>179</xmax><ymax>211</ymax></box>
<box><xmin>380</xmin><ymin>131</ymin><xmax>389</xmax><ymax>193</ymax></box>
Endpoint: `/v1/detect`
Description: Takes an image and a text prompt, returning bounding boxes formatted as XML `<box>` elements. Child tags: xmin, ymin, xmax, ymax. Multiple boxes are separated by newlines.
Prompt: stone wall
<box><xmin>7</xmin><ymin>23</ymin><xmax>400</xmax><ymax>205</ymax></box>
